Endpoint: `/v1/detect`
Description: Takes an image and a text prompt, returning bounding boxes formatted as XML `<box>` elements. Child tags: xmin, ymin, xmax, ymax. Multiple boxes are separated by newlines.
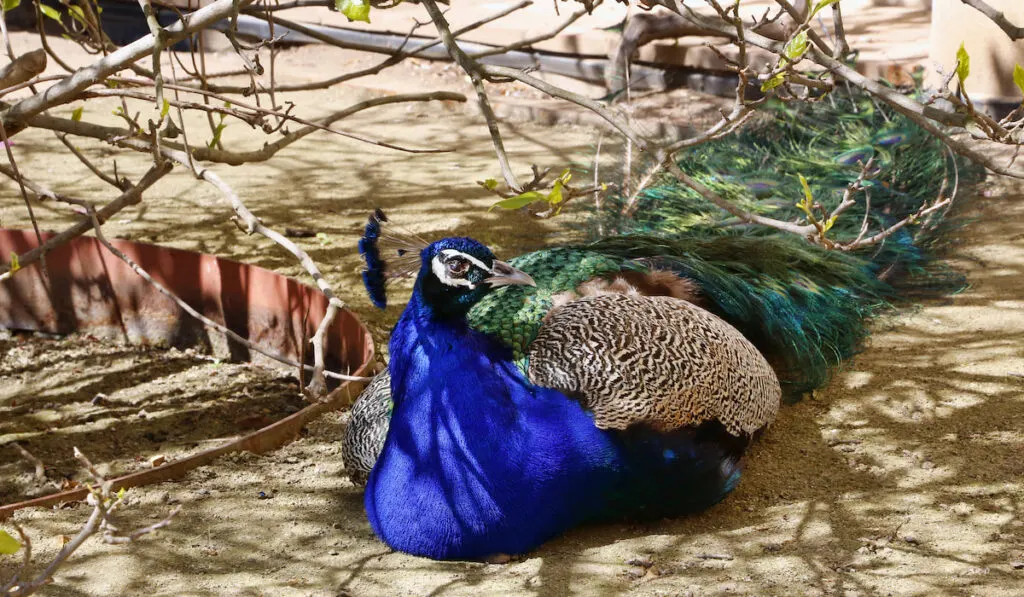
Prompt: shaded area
<box><xmin>1</xmin><ymin>31</ymin><xmax>1022</xmax><ymax>596</ymax></box>
<box><xmin>3</xmin><ymin>186</ymin><xmax>1022</xmax><ymax>597</ymax></box>
<box><xmin>0</xmin><ymin>333</ymin><xmax>302</xmax><ymax>504</ymax></box>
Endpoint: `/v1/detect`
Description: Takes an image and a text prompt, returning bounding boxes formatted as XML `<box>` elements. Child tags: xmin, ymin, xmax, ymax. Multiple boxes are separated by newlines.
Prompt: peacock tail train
<box><xmin>468</xmin><ymin>90</ymin><xmax>983</xmax><ymax>396</ymax></box>
<box><xmin>595</xmin><ymin>92</ymin><xmax>978</xmax><ymax>243</ymax></box>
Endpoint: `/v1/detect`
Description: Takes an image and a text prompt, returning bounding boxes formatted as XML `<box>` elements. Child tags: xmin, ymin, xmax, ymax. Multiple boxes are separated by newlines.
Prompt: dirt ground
<box><xmin>0</xmin><ymin>333</ymin><xmax>302</xmax><ymax>504</ymax></box>
<box><xmin>2</xmin><ymin>27</ymin><xmax>1024</xmax><ymax>597</ymax></box>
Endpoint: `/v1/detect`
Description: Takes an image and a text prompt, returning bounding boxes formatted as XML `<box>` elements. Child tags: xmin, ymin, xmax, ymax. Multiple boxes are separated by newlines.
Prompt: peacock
<box><xmin>342</xmin><ymin>90</ymin><xmax>982</xmax><ymax>561</ymax></box>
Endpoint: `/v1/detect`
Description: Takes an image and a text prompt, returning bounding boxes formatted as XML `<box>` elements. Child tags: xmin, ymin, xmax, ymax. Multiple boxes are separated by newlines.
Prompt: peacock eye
<box><xmin>446</xmin><ymin>257</ymin><xmax>470</xmax><ymax>277</ymax></box>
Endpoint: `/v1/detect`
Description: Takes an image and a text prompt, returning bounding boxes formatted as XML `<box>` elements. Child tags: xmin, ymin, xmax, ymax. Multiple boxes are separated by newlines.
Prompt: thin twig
<box><xmin>421</xmin><ymin>0</ymin><xmax>522</xmax><ymax>191</ymax></box>
<box><xmin>0</xmin><ymin>0</ymin><xmax>258</xmax><ymax>134</ymax></box>
<box><xmin>12</xmin><ymin>443</ymin><xmax>46</xmax><ymax>481</ymax></box>
<box><xmin>81</xmin><ymin>185</ymin><xmax>366</xmax><ymax>386</ymax></box>
<box><xmin>0</xmin><ymin>164</ymin><xmax>172</xmax><ymax>281</ymax></box>
<box><xmin>958</xmin><ymin>0</ymin><xmax>1024</xmax><ymax>40</ymax></box>
<box><xmin>469</xmin><ymin>0</ymin><xmax>599</xmax><ymax>59</ymax></box>
<box><xmin>0</xmin><ymin>118</ymin><xmax>46</xmax><ymax>278</ymax></box>
<box><xmin>137</xmin><ymin>0</ymin><xmax>166</xmax><ymax>114</ymax></box>
<box><xmin>0</xmin><ymin>522</ymin><xmax>32</xmax><ymax>595</ymax></box>
<box><xmin>4</xmin><ymin>449</ymin><xmax>181</xmax><ymax>597</ymax></box>
<box><xmin>831</xmin><ymin>0</ymin><xmax>850</xmax><ymax>58</ymax></box>
<box><xmin>27</xmin><ymin>91</ymin><xmax>465</xmax><ymax>167</ymax></box>
<box><xmin>55</xmin><ymin>133</ymin><xmax>127</xmax><ymax>190</ymax></box>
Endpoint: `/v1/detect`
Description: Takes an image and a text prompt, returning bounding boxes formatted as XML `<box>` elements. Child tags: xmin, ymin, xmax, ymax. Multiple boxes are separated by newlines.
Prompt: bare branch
<box><xmin>0</xmin><ymin>163</ymin><xmax>172</xmax><ymax>281</ymax></box>
<box><xmin>26</xmin><ymin>91</ymin><xmax>465</xmax><ymax>166</ymax></box>
<box><xmin>420</xmin><ymin>0</ymin><xmax>521</xmax><ymax>191</ymax></box>
<box><xmin>0</xmin><ymin>522</ymin><xmax>32</xmax><ymax>595</ymax></box>
<box><xmin>662</xmin><ymin>157</ymin><xmax>815</xmax><ymax>237</ymax></box>
<box><xmin>469</xmin><ymin>0</ymin><xmax>599</xmax><ymax>59</ymax></box>
<box><xmin>3</xmin><ymin>449</ymin><xmax>181</xmax><ymax>597</ymax></box>
<box><xmin>146</xmin><ymin>146</ymin><xmax>369</xmax><ymax>388</ymax></box>
<box><xmin>136</xmin><ymin>0</ymin><xmax>166</xmax><ymax>113</ymax></box>
<box><xmin>0</xmin><ymin>0</ymin><xmax>257</xmax><ymax>134</ymax></box>
<box><xmin>831</xmin><ymin>1</ymin><xmax>851</xmax><ymax>58</ymax></box>
<box><xmin>958</xmin><ymin>0</ymin><xmax>1024</xmax><ymax>40</ymax></box>
<box><xmin>840</xmin><ymin>198</ymin><xmax>952</xmax><ymax>251</ymax></box>
<box><xmin>0</xmin><ymin>119</ymin><xmax>46</xmax><ymax>278</ymax></box>
<box><xmin>12</xmin><ymin>443</ymin><xmax>46</xmax><ymax>481</ymax></box>
<box><xmin>482</xmin><ymin>64</ymin><xmax>649</xmax><ymax>148</ymax></box>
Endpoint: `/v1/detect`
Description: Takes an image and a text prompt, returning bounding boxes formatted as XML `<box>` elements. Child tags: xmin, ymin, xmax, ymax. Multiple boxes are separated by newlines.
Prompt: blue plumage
<box><xmin>365</xmin><ymin>239</ymin><xmax>619</xmax><ymax>559</ymax></box>
<box><xmin>363</xmin><ymin>238</ymin><xmax>748</xmax><ymax>560</ymax></box>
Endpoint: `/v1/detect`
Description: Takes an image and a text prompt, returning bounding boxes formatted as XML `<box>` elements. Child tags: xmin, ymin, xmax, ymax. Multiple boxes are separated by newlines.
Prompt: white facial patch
<box><xmin>431</xmin><ymin>250</ymin><xmax>492</xmax><ymax>288</ymax></box>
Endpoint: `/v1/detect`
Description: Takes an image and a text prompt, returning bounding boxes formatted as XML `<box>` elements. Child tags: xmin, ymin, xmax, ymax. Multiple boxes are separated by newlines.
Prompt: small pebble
<box><xmin>627</xmin><ymin>556</ymin><xmax>654</xmax><ymax>568</ymax></box>
<box><xmin>902</xmin><ymin>535</ymin><xmax>920</xmax><ymax>545</ymax></box>
<box><xmin>257</xmin><ymin>490</ymin><xmax>273</xmax><ymax>500</ymax></box>
<box><xmin>1012</xmin><ymin>561</ymin><xmax>1024</xmax><ymax>570</ymax></box>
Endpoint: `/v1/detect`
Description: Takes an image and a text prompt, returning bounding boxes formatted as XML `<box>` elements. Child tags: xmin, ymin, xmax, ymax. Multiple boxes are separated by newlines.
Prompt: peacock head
<box><xmin>417</xmin><ymin>238</ymin><xmax>535</xmax><ymax>317</ymax></box>
<box><xmin>358</xmin><ymin>209</ymin><xmax>534</xmax><ymax>315</ymax></box>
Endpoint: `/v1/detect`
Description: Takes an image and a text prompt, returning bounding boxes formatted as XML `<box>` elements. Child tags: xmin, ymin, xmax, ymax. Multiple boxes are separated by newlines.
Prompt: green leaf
<box><xmin>760</xmin><ymin>73</ymin><xmax>785</xmax><ymax>92</ymax></box>
<box><xmin>8</xmin><ymin>252</ymin><xmax>20</xmax><ymax>275</ymax></box>
<box><xmin>0</xmin><ymin>529</ymin><xmax>21</xmax><ymax>555</ymax></box>
<box><xmin>480</xmin><ymin>178</ymin><xmax>499</xmax><ymax>191</ymax></box>
<box><xmin>548</xmin><ymin>180</ymin><xmax>565</xmax><ymax>206</ymax></box>
<box><xmin>784</xmin><ymin>31</ymin><xmax>808</xmax><ymax>63</ymax></box>
<box><xmin>810</xmin><ymin>0</ymin><xmax>841</xmax><ymax>18</ymax></box>
<box><xmin>1014</xmin><ymin>64</ymin><xmax>1024</xmax><ymax>97</ymax></box>
<box><xmin>956</xmin><ymin>42</ymin><xmax>970</xmax><ymax>88</ymax></box>
<box><xmin>160</xmin><ymin>99</ymin><xmax>170</xmax><ymax>119</ymax></box>
<box><xmin>822</xmin><ymin>215</ymin><xmax>838</xmax><ymax>233</ymax></box>
<box><xmin>2</xmin><ymin>0</ymin><xmax>20</xmax><ymax>13</ymax></box>
<box><xmin>798</xmin><ymin>174</ymin><xmax>813</xmax><ymax>202</ymax></box>
<box><xmin>116</xmin><ymin>487</ymin><xmax>127</xmax><ymax>500</ymax></box>
<box><xmin>68</xmin><ymin>4</ymin><xmax>85</xmax><ymax>24</ymax></box>
<box><xmin>489</xmin><ymin>191</ymin><xmax>545</xmax><ymax>212</ymax></box>
<box><xmin>795</xmin><ymin>174</ymin><xmax>815</xmax><ymax>217</ymax></box>
<box><xmin>40</xmin><ymin>4</ymin><xmax>60</xmax><ymax>20</ymax></box>
<box><xmin>336</xmin><ymin>0</ymin><xmax>370</xmax><ymax>23</ymax></box>
<box><xmin>71</xmin><ymin>106</ymin><xmax>83</xmax><ymax>122</ymax></box>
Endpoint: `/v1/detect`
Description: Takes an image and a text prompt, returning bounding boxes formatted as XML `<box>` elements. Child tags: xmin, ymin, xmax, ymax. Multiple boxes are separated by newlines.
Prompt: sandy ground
<box><xmin>0</xmin><ymin>334</ymin><xmax>301</xmax><ymax>504</ymax></box>
<box><xmin>1</xmin><ymin>26</ymin><xmax>1023</xmax><ymax>597</ymax></box>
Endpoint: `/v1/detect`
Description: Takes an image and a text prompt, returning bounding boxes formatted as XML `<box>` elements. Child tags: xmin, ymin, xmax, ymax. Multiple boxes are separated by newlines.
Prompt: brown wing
<box><xmin>526</xmin><ymin>293</ymin><xmax>780</xmax><ymax>436</ymax></box>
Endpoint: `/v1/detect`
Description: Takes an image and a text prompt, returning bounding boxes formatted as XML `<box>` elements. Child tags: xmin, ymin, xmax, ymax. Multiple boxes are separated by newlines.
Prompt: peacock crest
<box><xmin>357</xmin><ymin>208</ymin><xmax>428</xmax><ymax>308</ymax></box>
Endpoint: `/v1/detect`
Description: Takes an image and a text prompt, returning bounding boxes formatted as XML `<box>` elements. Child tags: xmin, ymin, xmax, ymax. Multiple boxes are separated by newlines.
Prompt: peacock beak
<box><xmin>486</xmin><ymin>260</ymin><xmax>536</xmax><ymax>287</ymax></box>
